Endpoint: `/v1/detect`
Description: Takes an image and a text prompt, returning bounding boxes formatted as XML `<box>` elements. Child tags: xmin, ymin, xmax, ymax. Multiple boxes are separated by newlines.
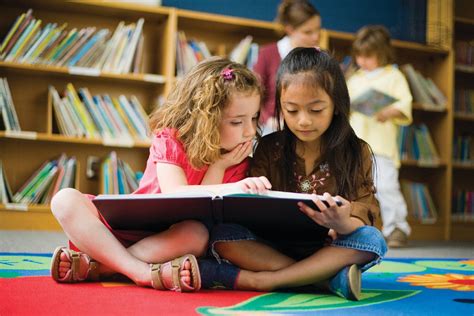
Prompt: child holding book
<box><xmin>348</xmin><ymin>25</ymin><xmax>413</xmax><ymax>248</ymax></box>
<box><xmin>50</xmin><ymin>57</ymin><xmax>270</xmax><ymax>292</ymax></box>
<box><xmin>253</xmin><ymin>0</ymin><xmax>321</xmax><ymax>135</ymax></box>
<box><xmin>208</xmin><ymin>47</ymin><xmax>387</xmax><ymax>300</ymax></box>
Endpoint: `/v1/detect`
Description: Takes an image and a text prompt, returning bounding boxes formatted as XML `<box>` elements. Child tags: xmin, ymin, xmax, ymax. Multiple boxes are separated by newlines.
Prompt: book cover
<box><xmin>351</xmin><ymin>88</ymin><xmax>398</xmax><ymax>116</ymax></box>
<box><xmin>92</xmin><ymin>190</ymin><xmax>338</xmax><ymax>241</ymax></box>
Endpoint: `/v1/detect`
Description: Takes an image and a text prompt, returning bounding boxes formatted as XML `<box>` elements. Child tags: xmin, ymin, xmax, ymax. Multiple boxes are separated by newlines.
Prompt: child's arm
<box><xmin>297</xmin><ymin>193</ymin><xmax>365</xmax><ymax>235</ymax></box>
<box><xmin>374</xmin><ymin>105</ymin><xmax>407</xmax><ymax>123</ymax></box>
<box><xmin>156</xmin><ymin>161</ymin><xmax>271</xmax><ymax>195</ymax></box>
<box><xmin>201</xmin><ymin>140</ymin><xmax>253</xmax><ymax>185</ymax></box>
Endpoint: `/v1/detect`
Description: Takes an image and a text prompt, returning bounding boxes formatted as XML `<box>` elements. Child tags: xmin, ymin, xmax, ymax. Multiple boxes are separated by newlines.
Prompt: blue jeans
<box><xmin>210</xmin><ymin>223</ymin><xmax>387</xmax><ymax>272</ymax></box>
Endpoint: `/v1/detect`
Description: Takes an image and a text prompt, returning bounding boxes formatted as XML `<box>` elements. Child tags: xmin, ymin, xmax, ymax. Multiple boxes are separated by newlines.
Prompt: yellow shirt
<box><xmin>348</xmin><ymin>65</ymin><xmax>412</xmax><ymax>168</ymax></box>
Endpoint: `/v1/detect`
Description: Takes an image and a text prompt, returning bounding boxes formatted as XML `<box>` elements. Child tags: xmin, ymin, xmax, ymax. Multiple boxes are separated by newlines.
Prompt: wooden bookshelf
<box><xmin>452</xmin><ymin>0</ymin><xmax>474</xmax><ymax>241</ymax></box>
<box><xmin>0</xmin><ymin>0</ymin><xmax>170</xmax><ymax>230</ymax></box>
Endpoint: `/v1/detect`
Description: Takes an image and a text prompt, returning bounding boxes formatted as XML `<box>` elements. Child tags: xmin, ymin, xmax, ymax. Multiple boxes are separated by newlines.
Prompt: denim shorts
<box><xmin>210</xmin><ymin>223</ymin><xmax>387</xmax><ymax>272</ymax></box>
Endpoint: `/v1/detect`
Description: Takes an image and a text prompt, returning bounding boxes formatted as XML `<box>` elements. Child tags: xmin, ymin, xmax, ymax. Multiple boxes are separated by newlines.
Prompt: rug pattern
<box><xmin>0</xmin><ymin>253</ymin><xmax>473</xmax><ymax>315</ymax></box>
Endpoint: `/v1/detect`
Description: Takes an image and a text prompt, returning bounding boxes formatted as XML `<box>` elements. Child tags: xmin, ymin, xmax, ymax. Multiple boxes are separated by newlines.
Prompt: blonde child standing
<box><xmin>208</xmin><ymin>47</ymin><xmax>387</xmax><ymax>300</ymax></box>
<box><xmin>348</xmin><ymin>25</ymin><xmax>413</xmax><ymax>248</ymax></box>
<box><xmin>50</xmin><ymin>57</ymin><xmax>270</xmax><ymax>292</ymax></box>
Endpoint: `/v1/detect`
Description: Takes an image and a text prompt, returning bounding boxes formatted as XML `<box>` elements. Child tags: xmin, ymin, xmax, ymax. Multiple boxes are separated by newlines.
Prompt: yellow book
<box><xmin>44</xmin><ymin>28</ymin><xmax>77</xmax><ymax>63</ymax></box>
<box><xmin>30</xmin><ymin>23</ymin><xmax>67</xmax><ymax>62</ymax></box>
<box><xmin>66</xmin><ymin>83</ymin><xmax>99</xmax><ymax>138</ymax></box>
<box><xmin>13</xmin><ymin>19</ymin><xmax>42</xmax><ymax>61</ymax></box>
<box><xmin>111</xmin><ymin>96</ymin><xmax>138</xmax><ymax>138</ymax></box>
<box><xmin>6</xmin><ymin>19</ymin><xmax>42</xmax><ymax>61</ymax></box>
<box><xmin>0</xmin><ymin>12</ymin><xmax>26</xmax><ymax>54</ymax></box>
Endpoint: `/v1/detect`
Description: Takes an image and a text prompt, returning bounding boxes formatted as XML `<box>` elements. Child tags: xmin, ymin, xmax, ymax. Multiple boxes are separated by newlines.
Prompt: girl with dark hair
<box><xmin>210</xmin><ymin>48</ymin><xmax>387</xmax><ymax>300</ymax></box>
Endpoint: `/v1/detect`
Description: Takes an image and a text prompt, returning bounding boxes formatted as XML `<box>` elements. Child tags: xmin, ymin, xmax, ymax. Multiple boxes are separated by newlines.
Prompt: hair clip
<box><xmin>314</xmin><ymin>46</ymin><xmax>321</xmax><ymax>52</ymax></box>
<box><xmin>221</xmin><ymin>67</ymin><xmax>235</xmax><ymax>81</ymax></box>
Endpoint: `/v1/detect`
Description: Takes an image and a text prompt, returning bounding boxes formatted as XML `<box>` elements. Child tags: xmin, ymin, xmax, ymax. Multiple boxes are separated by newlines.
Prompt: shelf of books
<box><xmin>174</xmin><ymin>9</ymin><xmax>281</xmax><ymax>77</ymax></box>
<box><xmin>324</xmin><ymin>28</ymin><xmax>453</xmax><ymax>241</ymax></box>
<box><xmin>451</xmin><ymin>0</ymin><xmax>474</xmax><ymax>240</ymax></box>
<box><xmin>0</xmin><ymin>0</ymin><xmax>172</xmax><ymax>230</ymax></box>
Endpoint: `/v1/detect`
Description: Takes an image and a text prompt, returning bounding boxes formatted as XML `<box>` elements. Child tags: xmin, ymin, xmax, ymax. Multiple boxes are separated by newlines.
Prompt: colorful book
<box><xmin>351</xmin><ymin>88</ymin><xmax>398</xmax><ymax>116</ymax></box>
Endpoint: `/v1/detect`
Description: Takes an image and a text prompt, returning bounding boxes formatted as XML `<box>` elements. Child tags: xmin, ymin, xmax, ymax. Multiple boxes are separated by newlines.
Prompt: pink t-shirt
<box><xmin>134</xmin><ymin>128</ymin><xmax>249</xmax><ymax>194</ymax></box>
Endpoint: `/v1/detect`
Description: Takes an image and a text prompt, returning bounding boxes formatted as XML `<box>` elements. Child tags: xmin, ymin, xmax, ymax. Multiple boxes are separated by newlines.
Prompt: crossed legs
<box><xmin>51</xmin><ymin>188</ymin><xmax>209</xmax><ymax>287</ymax></box>
<box><xmin>215</xmin><ymin>240</ymin><xmax>375</xmax><ymax>291</ymax></box>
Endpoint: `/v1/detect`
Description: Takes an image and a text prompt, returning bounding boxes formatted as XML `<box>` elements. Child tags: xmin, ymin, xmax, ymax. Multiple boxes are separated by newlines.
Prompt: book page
<box><xmin>94</xmin><ymin>189</ymin><xmax>215</xmax><ymax>200</ymax></box>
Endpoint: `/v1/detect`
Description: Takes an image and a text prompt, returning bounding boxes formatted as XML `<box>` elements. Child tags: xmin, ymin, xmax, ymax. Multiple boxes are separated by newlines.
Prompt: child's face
<box><xmin>287</xmin><ymin>15</ymin><xmax>321</xmax><ymax>48</ymax></box>
<box><xmin>355</xmin><ymin>54</ymin><xmax>379</xmax><ymax>71</ymax></box>
<box><xmin>219</xmin><ymin>91</ymin><xmax>260</xmax><ymax>151</ymax></box>
<box><xmin>280</xmin><ymin>82</ymin><xmax>334</xmax><ymax>148</ymax></box>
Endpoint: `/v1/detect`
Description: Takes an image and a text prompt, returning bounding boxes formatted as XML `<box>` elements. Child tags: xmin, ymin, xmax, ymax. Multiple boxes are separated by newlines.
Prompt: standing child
<box><xmin>208</xmin><ymin>47</ymin><xmax>387</xmax><ymax>301</ymax></box>
<box><xmin>254</xmin><ymin>0</ymin><xmax>321</xmax><ymax>135</ymax></box>
<box><xmin>50</xmin><ymin>57</ymin><xmax>270</xmax><ymax>292</ymax></box>
<box><xmin>348</xmin><ymin>25</ymin><xmax>413</xmax><ymax>248</ymax></box>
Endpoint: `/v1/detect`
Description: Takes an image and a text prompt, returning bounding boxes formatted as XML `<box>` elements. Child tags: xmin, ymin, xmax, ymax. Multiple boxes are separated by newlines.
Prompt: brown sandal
<box><xmin>150</xmin><ymin>254</ymin><xmax>201</xmax><ymax>292</ymax></box>
<box><xmin>50</xmin><ymin>246</ymin><xmax>100</xmax><ymax>283</ymax></box>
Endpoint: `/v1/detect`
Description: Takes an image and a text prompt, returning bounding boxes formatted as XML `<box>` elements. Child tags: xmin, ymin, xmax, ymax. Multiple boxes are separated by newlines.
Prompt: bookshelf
<box><xmin>451</xmin><ymin>0</ymin><xmax>474</xmax><ymax>240</ymax></box>
<box><xmin>0</xmin><ymin>1</ymin><xmax>469</xmax><ymax>242</ymax></box>
<box><xmin>0</xmin><ymin>0</ymin><xmax>172</xmax><ymax>229</ymax></box>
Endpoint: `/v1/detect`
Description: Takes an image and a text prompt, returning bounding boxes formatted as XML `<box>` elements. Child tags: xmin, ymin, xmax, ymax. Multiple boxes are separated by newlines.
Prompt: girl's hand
<box><xmin>374</xmin><ymin>106</ymin><xmax>404</xmax><ymax>123</ymax></box>
<box><xmin>237</xmin><ymin>176</ymin><xmax>272</xmax><ymax>194</ymax></box>
<box><xmin>217</xmin><ymin>141</ymin><xmax>253</xmax><ymax>170</ymax></box>
<box><xmin>298</xmin><ymin>192</ymin><xmax>354</xmax><ymax>234</ymax></box>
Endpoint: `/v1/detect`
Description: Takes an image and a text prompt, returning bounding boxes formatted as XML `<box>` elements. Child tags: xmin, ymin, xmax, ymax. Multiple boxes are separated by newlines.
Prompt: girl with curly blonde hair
<box><xmin>49</xmin><ymin>57</ymin><xmax>271</xmax><ymax>294</ymax></box>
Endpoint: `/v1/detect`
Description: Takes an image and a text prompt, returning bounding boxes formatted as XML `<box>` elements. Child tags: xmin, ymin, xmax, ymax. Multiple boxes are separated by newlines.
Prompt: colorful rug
<box><xmin>0</xmin><ymin>253</ymin><xmax>473</xmax><ymax>315</ymax></box>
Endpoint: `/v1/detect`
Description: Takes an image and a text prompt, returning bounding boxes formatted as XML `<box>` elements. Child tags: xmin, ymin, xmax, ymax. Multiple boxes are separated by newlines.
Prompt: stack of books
<box><xmin>12</xmin><ymin>153</ymin><xmax>77</xmax><ymax>205</ymax></box>
<box><xmin>453</xmin><ymin>134</ymin><xmax>474</xmax><ymax>164</ymax></box>
<box><xmin>229</xmin><ymin>35</ymin><xmax>259</xmax><ymax>69</ymax></box>
<box><xmin>0</xmin><ymin>9</ymin><xmax>145</xmax><ymax>74</ymax></box>
<box><xmin>175</xmin><ymin>31</ymin><xmax>212</xmax><ymax>77</ymax></box>
<box><xmin>401</xmin><ymin>64</ymin><xmax>447</xmax><ymax>110</ymax></box>
<box><xmin>401</xmin><ymin>180</ymin><xmax>438</xmax><ymax>224</ymax></box>
<box><xmin>398</xmin><ymin>123</ymin><xmax>440</xmax><ymax>165</ymax></box>
<box><xmin>454</xmin><ymin>88</ymin><xmax>474</xmax><ymax>115</ymax></box>
<box><xmin>50</xmin><ymin>84</ymin><xmax>150</xmax><ymax>142</ymax></box>
<box><xmin>455</xmin><ymin>40</ymin><xmax>474</xmax><ymax>67</ymax></box>
<box><xmin>452</xmin><ymin>189</ymin><xmax>474</xmax><ymax>222</ymax></box>
<box><xmin>101</xmin><ymin>151</ymin><xmax>141</xmax><ymax>195</ymax></box>
<box><xmin>0</xmin><ymin>77</ymin><xmax>21</xmax><ymax>131</ymax></box>
<box><xmin>0</xmin><ymin>160</ymin><xmax>13</xmax><ymax>204</ymax></box>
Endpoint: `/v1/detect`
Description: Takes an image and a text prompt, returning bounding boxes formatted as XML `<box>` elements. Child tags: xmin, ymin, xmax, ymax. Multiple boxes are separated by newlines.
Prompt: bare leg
<box><xmin>51</xmin><ymin>188</ymin><xmax>208</xmax><ymax>287</ymax></box>
<box><xmin>235</xmin><ymin>245</ymin><xmax>375</xmax><ymax>291</ymax></box>
<box><xmin>215</xmin><ymin>240</ymin><xmax>295</xmax><ymax>271</ymax></box>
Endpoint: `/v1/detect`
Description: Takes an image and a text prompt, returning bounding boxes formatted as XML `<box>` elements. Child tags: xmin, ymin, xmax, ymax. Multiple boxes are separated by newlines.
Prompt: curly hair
<box><xmin>149</xmin><ymin>57</ymin><xmax>262</xmax><ymax>169</ymax></box>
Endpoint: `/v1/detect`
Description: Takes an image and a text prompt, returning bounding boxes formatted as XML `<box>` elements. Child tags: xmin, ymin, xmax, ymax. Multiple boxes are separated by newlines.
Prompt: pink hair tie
<box><xmin>221</xmin><ymin>67</ymin><xmax>234</xmax><ymax>81</ymax></box>
<box><xmin>314</xmin><ymin>46</ymin><xmax>321</xmax><ymax>52</ymax></box>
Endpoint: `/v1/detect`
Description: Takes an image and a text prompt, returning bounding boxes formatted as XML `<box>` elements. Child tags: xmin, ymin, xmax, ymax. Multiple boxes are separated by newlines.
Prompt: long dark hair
<box><xmin>274</xmin><ymin>47</ymin><xmax>372</xmax><ymax>198</ymax></box>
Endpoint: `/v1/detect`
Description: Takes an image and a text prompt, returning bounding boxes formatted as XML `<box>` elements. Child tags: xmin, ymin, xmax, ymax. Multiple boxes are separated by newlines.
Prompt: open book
<box><xmin>351</xmin><ymin>88</ymin><xmax>398</xmax><ymax>116</ymax></box>
<box><xmin>92</xmin><ymin>189</ymin><xmax>340</xmax><ymax>241</ymax></box>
